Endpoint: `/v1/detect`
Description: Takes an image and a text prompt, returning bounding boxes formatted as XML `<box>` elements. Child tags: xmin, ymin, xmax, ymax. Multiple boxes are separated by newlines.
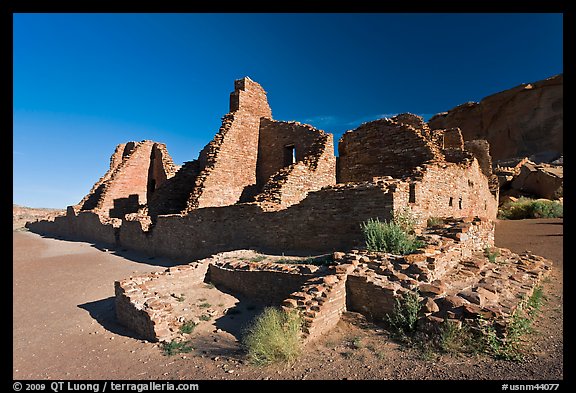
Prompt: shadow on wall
<box><xmin>77</xmin><ymin>297</ymin><xmax>146</xmax><ymax>341</ymax></box>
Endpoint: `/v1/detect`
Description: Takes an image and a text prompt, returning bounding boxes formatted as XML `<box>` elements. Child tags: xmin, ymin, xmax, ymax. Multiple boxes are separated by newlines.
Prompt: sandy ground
<box><xmin>13</xmin><ymin>218</ymin><xmax>562</xmax><ymax>380</ymax></box>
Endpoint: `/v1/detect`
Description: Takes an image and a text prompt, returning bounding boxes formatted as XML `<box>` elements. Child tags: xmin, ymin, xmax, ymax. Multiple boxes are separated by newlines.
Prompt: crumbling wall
<box><xmin>282</xmin><ymin>273</ymin><xmax>348</xmax><ymax>342</ymax></box>
<box><xmin>464</xmin><ymin>139</ymin><xmax>494</xmax><ymax>178</ymax></box>
<box><xmin>254</xmin><ymin>119</ymin><xmax>336</xmax><ymax>209</ymax></box>
<box><xmin>147</xmin><ymin>160</ymin><xmax>201</xmax><ymax>219</ymax></box>
<box><xmin>391</xmin><ymin>160</ymin><xmax>498</xmax><ymax>223</ymax></box>
<box><xmin>338</xmin><ymin>114</ymin><xmax>443</xmax><ymax>182</ymax></box>
<box><xmin>75</xmin><ymin>140</ymin><xmax>177</xmax><ymax>218</ymax></box>
<box><xmin>185</xmin><ymin>77</ymin><xmax>272</xmax><ymax>210</ymax></box>
<box><xmin>428</xmin><ymin>74</ymin><xmax>563</xmax><ymax>161</ymax></box>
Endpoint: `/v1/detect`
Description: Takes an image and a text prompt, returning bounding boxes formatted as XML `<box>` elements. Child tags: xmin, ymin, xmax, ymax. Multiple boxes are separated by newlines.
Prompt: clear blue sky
<box><xmin>13</xmin><ymin>13</ymin><xmax>563</xmax><ymax>208</ymax></box>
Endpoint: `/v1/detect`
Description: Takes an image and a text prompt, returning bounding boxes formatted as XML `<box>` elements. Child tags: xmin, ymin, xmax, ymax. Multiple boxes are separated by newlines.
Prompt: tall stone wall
<box><xmin>75</xmin><ymin>141</ymin><xmax>177</xmax><ymax>218</ymax></box>
<box><xmin>428</xmin><ymin>74</ymin><xmax>563</xmax><ymax>161</ymax></box>
<box><xmin>338</xmin><ymin>114</ymin><xmax>443</xmax><ymax>182</ymax></box>
<box><xmin>147</xmin><ymin>160</ymin><xmax>201</xmax><ymax>219</ymax></box>
<box><xmin>185</xmin><ymin>77</ymin><xmax>272</xmax><ymax>210</ymax></box>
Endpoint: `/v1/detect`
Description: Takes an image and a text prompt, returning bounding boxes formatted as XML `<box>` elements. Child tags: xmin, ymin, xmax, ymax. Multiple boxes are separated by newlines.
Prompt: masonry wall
<box><xmin>76</xmin><ymin>141</ymin><xmax>177</xmax><ymax>219</ymax></box>
<box><xmin>338</xmin><ymin>116</ymin><xmax>442</xmax><ymax>182</ymax></box>
<box><xmin>77</xmin><ymin>143</ymin><xmax>132</xmax><ymax>211</ymax></box>
<box><xmin>185</xmin><ymin>78</ymin><xmax>272</xmax><ymax>210</ymax></box>
<box><xmin>346</xmin><ymin>275</ymin><xmax>398</xmax><ymax>320</ymax></box>
<box><xmin>117</xmin><ymin>184</ymin><xmax>395</xmax><ymax>260</ymax></box>
<box><xmin>255</xmin><ymin>119</ymin><xmax>336</xmax><ymax>209</ymax></box>
<box><xmin>208</xmin><ymin>264</ymin><xmax>315</xmax><ymax>305</ymax></box>
<box><xmin>27</xmin><ymin>207</ymin><xmax>119</xmax><ymax>245</ymax></box>
<box><xmin>392</xmin><ymin>160</ymin><xmax>498</xmax><ymax>223</ymax></box>
<box><xmin>147</xmin><ymin>160</ymin><xmax>201</xmax><ymax>219</ymax></box>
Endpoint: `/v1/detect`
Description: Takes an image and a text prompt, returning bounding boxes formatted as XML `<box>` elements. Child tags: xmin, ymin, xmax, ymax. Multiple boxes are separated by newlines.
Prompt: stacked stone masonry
<box><xmin>25</xmin><ymin>76</ymin><xmax>555</xmax><ymax>345</ymax></box>
<box><xmin>113</xmin><ymin>218</ymin><xmax>551</xmax><ymax>343</ymax></box>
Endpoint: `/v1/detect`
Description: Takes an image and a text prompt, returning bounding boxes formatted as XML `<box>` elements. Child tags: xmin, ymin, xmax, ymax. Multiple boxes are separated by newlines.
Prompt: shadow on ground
<box><xmin>78</xmin><ymin>297</ymin><xmax>146</xmax><ymax>340</ymax></box>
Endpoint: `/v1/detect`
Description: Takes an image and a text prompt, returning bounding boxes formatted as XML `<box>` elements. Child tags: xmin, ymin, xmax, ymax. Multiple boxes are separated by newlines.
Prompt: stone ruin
<box><xmin>28</xmin><ymin>77</ymin><xmax>552</xmax><ymax>344</ymax></box>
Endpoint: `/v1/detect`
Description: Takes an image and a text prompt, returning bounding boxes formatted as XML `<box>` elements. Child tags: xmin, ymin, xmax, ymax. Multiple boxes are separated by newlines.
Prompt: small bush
<box><xmin>199</xmin><ymin>314</ymin><xmax>212</xmax><ymax>321</ymax></box>
<box><xmin>426</xmin><ymin>217</ymin><xmax>444</xmax><ymax>227</ymax></box>
<box><xmin>438</xmin><ymin>320</ymin><xmax>480</xmax><ymax>355</ymax></box>
<box><xmin>162</xmin><ymin>340</ymin><xmax>194</xmax><ymax>356</ymax></box>
<box><xmin>199</xmin><ymin>302</ymin><xmax>211</xmax><ymax>308</ymax></box>
<box><xmin>385</xmin><ymin>291</ymin><xmax>422</xmax><ymax>340</ymax></box>
<box><xmin>485</xmin><ymin>246</ymin><xmax>500</xmax><ymax>263</ymax></box>
<box><xmin>361</xmin><ymin>218</ymin><xmax>423</xmax><ymax>254</ymax></box>
<box><xmin>351</xmin><ymin>336</ymin><xmax>363</xmax><ymax>349</ymax></box>
<box><xmin>480</xmin><ymin>285</ymin><xmax>545</xmax><ymax>361</ymax></box>
<box><xmin>242</xmin><ymin>307</ymin><xmax>302</xmax><ymax>366</ymax></box>
<box><xmin>498</xmin><ymin>197</ymin><xmax>563</xmax><ymax>220</ymax></box>
<box><xmin>179</xmin><ymin>320</ymin><xmax>197</xmax><ymax>334</ymax></box>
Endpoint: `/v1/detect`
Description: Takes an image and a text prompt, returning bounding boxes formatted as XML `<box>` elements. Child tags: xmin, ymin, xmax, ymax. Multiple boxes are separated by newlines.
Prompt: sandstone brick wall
<box><xmin>185</xmin><ymin>78</ymin><xmax>272</xmax><ymax>210</ymax></box>
<box><xmin>27</xmin><ymin>207</ymin><xmax>119</xmax><ymax>245</ymax></box>
<box><xmin>338</xmin><ymin>114</ymin><xmax>443</xmax><ymax>182</ymax></box>
<box><xmin>115</xmin><ymin>262</ymin><xmax>209</xmax><ymax>342</ymax></box>
<box><xmin>391</xmin><ymin>160</ymin><xmax>498</xmax><ymax>224</ymax></box>
<box><xmin>255</xmin><ymin>119</ymin><xmax>336</xmax><ymax>209</ymax></box>
<box><xmin>207</xmin><ymin>262</ymin><xmax>319</xmax><ymax>305</ymax></box>
<box><xmin>147</xmin><ymin>160</ymin><xmax>201</xmax><ymax>219</ymax></box>
<box><xmin>282</xmin><ymin>273</ymin><xmax>347</xmax><ymax>342</ymax></box>
<box><xmin>76</xmin><ymin>141</ymin><xmax>177</xmax><ymax>218</ymax></box>
<box><xmin>464</xmin><ymin>139</ymin><xmax>493</xmax><ymax>178</ymax></box>
<box><xmin>117</xmin><ymin>184</ymin><xmax>395</xmax><ymax>260</ymax></box>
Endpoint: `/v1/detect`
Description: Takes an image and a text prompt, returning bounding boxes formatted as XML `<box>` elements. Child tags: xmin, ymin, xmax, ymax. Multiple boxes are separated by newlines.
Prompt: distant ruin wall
<box><xmin>338</xmin><ymin>117</ymin><xmax>441</xmax><ymax>182</ymax></box>
<box><xmin>76</xmin><ymin>141</ymin><xmax>177</xmax><ymax>219</ymax></box>
<box><xmin>428</xmin><ymin>74</ymin><xmax>563</xmax><ymax>161</ymax></box>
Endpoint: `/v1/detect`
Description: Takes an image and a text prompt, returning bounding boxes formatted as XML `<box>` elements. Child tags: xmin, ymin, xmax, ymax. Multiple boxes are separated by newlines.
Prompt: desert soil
<box><xmin>13</xmin><ymin>218</ymin><xmax>562</xmax><ymax>380</ymax></box>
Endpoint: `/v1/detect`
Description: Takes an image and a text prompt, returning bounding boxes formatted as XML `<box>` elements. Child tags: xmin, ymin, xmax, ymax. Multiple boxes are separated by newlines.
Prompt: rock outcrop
<box><xmin>428</xmin><ymin>74</ymin><xmax>563</xmax><ymax>162</ymax></box>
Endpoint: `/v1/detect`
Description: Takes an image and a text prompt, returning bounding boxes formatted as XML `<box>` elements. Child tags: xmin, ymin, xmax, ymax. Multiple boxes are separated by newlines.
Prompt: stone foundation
<box><xmin>114</xmin><ymin>218</ymin><xmax>551</xmax><ymax>344</ymax></box>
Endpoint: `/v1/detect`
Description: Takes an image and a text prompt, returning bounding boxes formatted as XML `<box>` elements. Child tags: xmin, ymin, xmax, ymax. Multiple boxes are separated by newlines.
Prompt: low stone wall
<box><xmin>114</xmin><ymin>262</ymin><xmax>209</xmax><ymax>342</ymax></box>
<box><xmin>282</xmin><ymin>268</ymin><xmax>349</xmax><ymax>342</ymax></box>
<box><xmin>27</xmin><ymin>207</ymin><xmax>119</xmax><ymax>246</ymax></box>
<box><xmin>208</xmin><ymin>261</ymin><xmax>320</xmax><ymax>305</ymax></box>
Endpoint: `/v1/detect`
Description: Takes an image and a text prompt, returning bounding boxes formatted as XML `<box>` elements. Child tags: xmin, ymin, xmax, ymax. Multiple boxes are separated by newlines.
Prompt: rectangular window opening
<box><xmin>283</xmin><ymin>144</ymin><xmax>296</xmax><ymax>167</ymax></box>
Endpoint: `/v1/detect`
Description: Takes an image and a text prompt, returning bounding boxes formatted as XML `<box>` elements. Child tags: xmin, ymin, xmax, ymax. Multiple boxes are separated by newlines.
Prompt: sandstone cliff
<box><xmin>428</xmin><ymin>74</ymin><xmax>562</xmax><ymax>162</ymax></box>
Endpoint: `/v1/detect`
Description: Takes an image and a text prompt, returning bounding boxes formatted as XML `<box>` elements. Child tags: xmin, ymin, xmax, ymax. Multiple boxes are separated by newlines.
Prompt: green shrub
<box><xmin>179</xmin><ymin>320</ymin><xmax>197</xmax><ymax>334</ymax></box>
<box><xmin>480</xmin><ymin>285</ymin><xmax>545</xmax><ymax>361</ymax></box>
<box><xmin>498</xmin><ymin>197</ymin><xmax>563</xmax><ymax>219</ymax></box>
<box><xmin>385</xmin><ymin>291</ymin><xmax>422</xmax><ymax>339</ymax></box>
<box><xmin>161</xmin><ymin>340</ymin><xmax>194</xmax><ymax>356</ymax></box>
<box><xmin>485</xmin><ymin>246</ymin><xmax>500</xmax><ymax>263</ymax></box>
<box><xmin>361</xmin><ymin>218</ymin><xmax>423</xmax><ymax>254</ymax></box>
<box><xmin>242</xmin><ymin>307</ymin><xmax>302</xmax><ymax>366</ymax></box>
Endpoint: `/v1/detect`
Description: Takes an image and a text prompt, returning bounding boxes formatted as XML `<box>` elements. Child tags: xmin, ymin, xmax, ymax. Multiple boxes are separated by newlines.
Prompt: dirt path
<box><xmin>13</xmin><ymin>218</ymin><xmax>562</xmax><ymax>380</ymax></box>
